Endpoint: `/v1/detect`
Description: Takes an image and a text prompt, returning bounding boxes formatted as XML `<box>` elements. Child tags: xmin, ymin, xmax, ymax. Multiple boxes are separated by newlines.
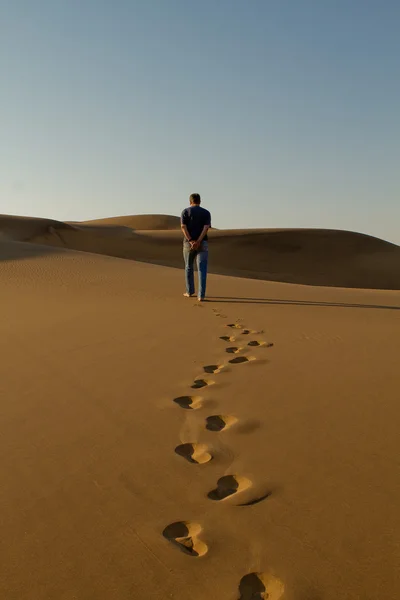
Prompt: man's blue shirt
<box><xmin>181</xmin><ymin>205</ymin><xmax>211</xmax><ymax>241</ymax></box>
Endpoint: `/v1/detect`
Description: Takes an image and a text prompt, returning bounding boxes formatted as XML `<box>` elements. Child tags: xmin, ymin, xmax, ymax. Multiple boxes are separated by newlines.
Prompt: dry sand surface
<box><xmin>1</xmin><ymin>214</ymin><xmax>400</xmax><ymax>599</ymax></box>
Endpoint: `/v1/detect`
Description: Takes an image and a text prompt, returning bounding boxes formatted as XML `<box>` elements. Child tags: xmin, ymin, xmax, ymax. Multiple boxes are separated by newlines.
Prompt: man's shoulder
<box><xmin>181</xmin><ymin>205</ymin><xmax>211</xmax><ymax>217</ymax></box>
<box><xmin>198</xmin><ymin>206</ymin><xmax>210</xmax><ymax>216</ymax></box>
<box><xmin>202</xmin><ymin>207</ymin><xmax>211</xmax><ymax>221</ymax></box>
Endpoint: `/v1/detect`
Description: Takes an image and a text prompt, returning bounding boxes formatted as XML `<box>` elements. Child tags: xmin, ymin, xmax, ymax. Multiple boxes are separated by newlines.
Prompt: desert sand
<box><xmin>0</xmin><ymin>213</ymin><xmax>399</xmax><ymax>599</ymax></box>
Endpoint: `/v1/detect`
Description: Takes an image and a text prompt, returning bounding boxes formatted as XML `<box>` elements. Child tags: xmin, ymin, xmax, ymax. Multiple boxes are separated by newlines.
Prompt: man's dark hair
<box><xmin>190</xmin><ymin>193</ymin><xmax>201</xmax><ymax>205</ymax></box>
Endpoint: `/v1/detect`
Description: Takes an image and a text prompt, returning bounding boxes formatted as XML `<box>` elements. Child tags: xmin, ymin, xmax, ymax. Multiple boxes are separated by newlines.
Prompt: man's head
<box><xmin>189</xmin><ymin>193</ymin><xmax>201</xmax><ymax>205</ymax></box>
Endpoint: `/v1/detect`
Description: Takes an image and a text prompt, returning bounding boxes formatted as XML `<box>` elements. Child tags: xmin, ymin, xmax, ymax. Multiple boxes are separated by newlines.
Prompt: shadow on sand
<box><xmin>208</xmin><ymin>296</ymin><xmax>400</xmax><ymax>311</ymax></box>
<box><xmin>0</xmin><ymin>241</ymin><xmax>64</xmax><ymax>262</ymax></box>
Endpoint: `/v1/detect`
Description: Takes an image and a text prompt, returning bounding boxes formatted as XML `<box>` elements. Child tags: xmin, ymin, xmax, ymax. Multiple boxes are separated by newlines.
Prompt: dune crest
<box><xmin>79</xmin><ymin>213</ymin><xmax>181</xmax><ymax>230</ymax></box>
<box><xmin>1</xmin><ymin>213</ymin><xmax>400</xmax><ymax>289</ymax></box>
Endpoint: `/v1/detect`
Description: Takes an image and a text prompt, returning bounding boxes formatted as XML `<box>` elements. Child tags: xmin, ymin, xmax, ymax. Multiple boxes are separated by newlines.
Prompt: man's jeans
<box><xmin>183</xmin><ymin>240</ymin><xmax>208</xmax><ymax>299</ymax></box>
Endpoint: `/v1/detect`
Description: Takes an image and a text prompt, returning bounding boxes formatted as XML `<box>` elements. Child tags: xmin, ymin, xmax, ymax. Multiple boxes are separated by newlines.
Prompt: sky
<box><xmin>1</xmin><ymin>0</ymin><xmax>399</xmax><ymax>243</ymax></box>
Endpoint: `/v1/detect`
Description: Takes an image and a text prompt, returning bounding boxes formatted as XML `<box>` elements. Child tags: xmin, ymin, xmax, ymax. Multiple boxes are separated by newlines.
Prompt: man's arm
<box><xmin>180</xmin><ymin>209</ymin><xmax>192</xmax><ymax>242</ymax></box>
<box><xmin>181</xmin><ymin>224</ymin><xmax>192</xmax><ymax>242</ymax></box>
<box><xmin>192</xmin><ymin>225</ymin><xmax>210</xmax><ymax>249</ymax></box>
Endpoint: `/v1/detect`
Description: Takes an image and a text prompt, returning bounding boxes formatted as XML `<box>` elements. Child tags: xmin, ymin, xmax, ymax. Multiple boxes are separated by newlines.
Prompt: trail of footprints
<box><xmin>165</xmin><ymin>319</ymin><xmax>283</xmax><ymax>597</ymax></box>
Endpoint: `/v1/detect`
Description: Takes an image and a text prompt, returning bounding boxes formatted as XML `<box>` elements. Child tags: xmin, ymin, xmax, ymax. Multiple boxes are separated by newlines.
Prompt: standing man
<box><xmin>181</xmin><ymin>193</ymin><xmax>211</xmax><ymax>301</ymax></box>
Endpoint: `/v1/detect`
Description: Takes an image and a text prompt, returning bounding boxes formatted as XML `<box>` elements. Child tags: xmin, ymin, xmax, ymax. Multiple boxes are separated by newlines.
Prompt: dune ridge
<box><xmin>78</xmin><ymin>213</ymin><xmax>182</xmax><ymax>230</ymax></box>
<box><xmin>1</xmin><ymin>213</ymin><xmax>400</xmax><ymax>289</ymax></box>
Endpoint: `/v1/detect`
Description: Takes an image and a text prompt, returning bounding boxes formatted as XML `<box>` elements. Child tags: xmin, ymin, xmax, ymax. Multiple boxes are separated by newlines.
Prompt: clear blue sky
<box><xmin>1</xmin><ymin>0</ymin><xmax>399</xmax><ymax>243</ymax></box>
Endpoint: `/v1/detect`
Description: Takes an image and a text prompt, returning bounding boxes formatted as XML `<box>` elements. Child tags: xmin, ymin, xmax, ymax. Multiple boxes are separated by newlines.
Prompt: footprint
<box><xmin>175</xmin><ymin>443</ymin><xmax>212</xmax><ymax>464</ymax></box>
<box><xmin>191</xmin><ymin>379</ymin><xmax>214</xmax><ymax>389</ymax></box>
<box><xmin>220</xmin><ymin>335</ymin><xmax>236</xmax><ymax>342</ymax></box>
<box><xmin>238</xmin><ymin>572</ymin><xmax>284</xmax><ymax>600</ymax></box>
<box><xmin>207</xmin><ymin>475</ymin><xmax>251</xmax><ymax>501</ymax></box>
<box><xmin>229</xmin><ymin>356</ymin><xmax>255</xmax><ymax>365</ymax></box>
<box><xmin>227</xmin><ymin>323</ymin><xmax>243</xmax><ymax>329</ymax></box>
<box><xmin>248</xmin><ymin>341</ymin><xmax>274</xmax><ymax>348</ymax></box>
<box><xmin>173</xmin><ymin>395</ymin><xmax>202</xmax><ymax>410</ymax></box>
<box><xmin>203</xmin><ymin>364</ymin><xmax>224</xmax><ymax>374</ymax></box>
<box><xmin>206</xmin><ymin>414</ymin><xmax>238</xmax><ymax>432</ymax></box>
<box><xmin>226</xmin><ymin>346</ymin><xmax>242</xmax><ymax>354</ymax></box>
<box><xmin>162</xmin><ymin>521</ymin><xmax>208</xmax><ymax>557</ymax></box>
<box><xmin>241</xmin><ymin>329</ymin><xmax>252</xmax><ymax>335</ymax></box>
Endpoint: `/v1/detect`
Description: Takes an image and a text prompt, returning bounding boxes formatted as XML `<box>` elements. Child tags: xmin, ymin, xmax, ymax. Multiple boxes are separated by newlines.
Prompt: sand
<box><xmin>2</xmin><ymin>213</ymin><xmax>400</xmax><ymax>289</ymax></box>
<box><xmin>0</xmin><ymin>214</ymin><xmax>399</xmax><ymax>599</ymax></box>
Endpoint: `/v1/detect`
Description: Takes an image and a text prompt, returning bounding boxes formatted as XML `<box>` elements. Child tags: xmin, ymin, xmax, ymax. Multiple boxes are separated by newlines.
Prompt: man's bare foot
<box><xmin>183</xmin><ymin>293</ymin><xmax>195</xmax><ymax>298</ymax></box>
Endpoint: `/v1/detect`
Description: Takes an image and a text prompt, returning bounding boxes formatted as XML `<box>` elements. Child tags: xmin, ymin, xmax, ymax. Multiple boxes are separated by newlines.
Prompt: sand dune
<box><xmin>2</xmin><ymin>213</ymin><xmax>400</xmax><ymax>289</ymax></box>
<box><xmin>0</xmin><ymin>214</ymin><xmax>74</xmax><ymax>241</ymax></box>
<box><xmin>79</xmin><ymin>213</ymin><xmax>182</xmax><ymax>230</ymax></box>
<box><xmin>1</xmin><ymin>216</ymin><xmax>400</xmax><ymax>599</ymax></box>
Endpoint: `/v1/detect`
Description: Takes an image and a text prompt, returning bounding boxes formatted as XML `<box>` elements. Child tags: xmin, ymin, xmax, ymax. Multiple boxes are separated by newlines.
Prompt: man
<box><xmin>181</xmin><ymin>193</ymin><xmax>211</xmax><ymax>301</ymax></box>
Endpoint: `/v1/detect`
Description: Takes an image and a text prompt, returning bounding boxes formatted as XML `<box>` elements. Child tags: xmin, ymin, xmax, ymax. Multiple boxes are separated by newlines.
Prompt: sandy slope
<box><xmin>2</xmin><ymin>213</ymin><xmax>400</xmax><ymax>289</ymax></box>
<box><xmin>0</xmin><ymin>234</ymin><xmax>399</xmax><ymax>599</ymax></box>
<box><xmin>78</xmin><ymin>213</ymin><xmax>182</xmax><ymax>230</ymax></box>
